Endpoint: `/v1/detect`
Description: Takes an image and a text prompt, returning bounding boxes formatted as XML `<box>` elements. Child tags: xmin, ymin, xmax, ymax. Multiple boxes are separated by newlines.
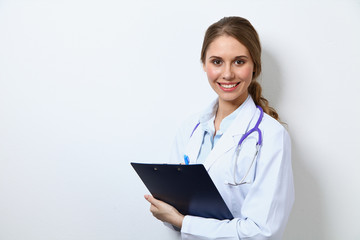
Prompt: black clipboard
<box><xmin>131</xmin><ymin>162</ymin><xmax>234</xmax><ymax>220</ymax></box>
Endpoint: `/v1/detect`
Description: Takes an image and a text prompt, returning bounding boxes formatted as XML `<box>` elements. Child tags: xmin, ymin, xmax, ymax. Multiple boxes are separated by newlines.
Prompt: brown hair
<box><xmin>201</xmin><ymin>16</ymin><xmax>279</xmax><ymax>121</ymax></box>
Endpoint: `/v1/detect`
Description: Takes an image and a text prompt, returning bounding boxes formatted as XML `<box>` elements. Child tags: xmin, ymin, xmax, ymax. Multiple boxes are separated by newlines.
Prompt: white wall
<box><xmin>1</xmin><ymin>0</ymin><xmax>359</xmax><ymax>239</ymax></box>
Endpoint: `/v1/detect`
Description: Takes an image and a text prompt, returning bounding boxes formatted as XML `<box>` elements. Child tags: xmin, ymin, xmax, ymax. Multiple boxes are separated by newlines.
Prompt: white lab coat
<box><xmin>169</xmin><ymin>97</ymin><xmax>294</xmax><ymax>240</ymax></box>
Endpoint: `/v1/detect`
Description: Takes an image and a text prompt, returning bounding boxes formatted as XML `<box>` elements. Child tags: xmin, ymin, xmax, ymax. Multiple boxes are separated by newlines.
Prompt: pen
<box><xmin>184</xmin><ymin>155</ymin><xmax>190</xmax><ymax>165</ymax></box>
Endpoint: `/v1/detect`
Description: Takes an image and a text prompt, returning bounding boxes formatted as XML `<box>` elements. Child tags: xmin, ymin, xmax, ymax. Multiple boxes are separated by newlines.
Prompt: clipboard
<box><xmin>131</xmin><ymin>162</ymin><xmax>234</xmax><ymax>220</ymax></box>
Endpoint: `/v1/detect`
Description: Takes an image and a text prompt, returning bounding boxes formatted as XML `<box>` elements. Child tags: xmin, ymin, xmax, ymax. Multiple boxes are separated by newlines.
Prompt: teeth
<box><xmin>220</xmin><ymin>83</ymin><xmax>237</xmax><ymax>88</ymax></box>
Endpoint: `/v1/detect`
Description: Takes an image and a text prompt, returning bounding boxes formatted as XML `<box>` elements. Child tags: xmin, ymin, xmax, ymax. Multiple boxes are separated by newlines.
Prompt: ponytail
<box><xmin>248</xmin><ymin>81</ymin><xmax>279</xmax><ymax>121</ymax></box>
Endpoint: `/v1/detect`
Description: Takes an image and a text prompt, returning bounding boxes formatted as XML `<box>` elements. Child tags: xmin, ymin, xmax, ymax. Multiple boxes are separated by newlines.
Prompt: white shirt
<box><xmin>197</xmin><ymin>99</ymin><xmax>245</xmax><ymax>164</ymax></box>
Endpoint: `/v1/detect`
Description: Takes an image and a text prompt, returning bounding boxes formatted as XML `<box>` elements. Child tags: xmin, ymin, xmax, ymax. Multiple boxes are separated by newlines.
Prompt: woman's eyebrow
<box><xmin>208</xmin><ymin>55</ymin><xmax>222</xmax><ymax>59</ymax></box>
<box><xmin>234</xmin><ymin>55</ymin><xmax>249</xmax><ymax>59</ymax></box>
<box><xmin>208</xmin><ymin>55</ymin><xmax>249</xmax><ymax>59</ymax></box>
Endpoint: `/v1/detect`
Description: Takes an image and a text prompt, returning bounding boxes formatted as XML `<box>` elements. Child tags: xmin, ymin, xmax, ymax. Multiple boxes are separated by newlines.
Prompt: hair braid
<box><xmin>248</xmin><ymin>81</ymin><xmax>279</xmax><ymax>120</ymax></box>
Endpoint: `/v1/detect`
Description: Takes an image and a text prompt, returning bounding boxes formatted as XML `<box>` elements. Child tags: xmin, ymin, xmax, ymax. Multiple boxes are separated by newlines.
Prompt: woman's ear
<box><xmin>202</xmin><ymin>63</ymin><xmax>207</xmax><ymax>72</ymax></box>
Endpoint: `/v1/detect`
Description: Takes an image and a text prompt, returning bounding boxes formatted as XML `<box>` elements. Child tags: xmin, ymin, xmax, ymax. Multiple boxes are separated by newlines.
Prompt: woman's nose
<box><xmin>222</xmin><ymin>65</ymin><xmax>234</xmax><ymax>80</ymax></box>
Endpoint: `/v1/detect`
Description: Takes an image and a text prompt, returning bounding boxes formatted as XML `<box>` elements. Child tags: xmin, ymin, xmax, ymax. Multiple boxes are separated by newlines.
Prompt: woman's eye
<box><xmin>235</xmin><ymin>60</ymin><xmax>245</xmax><ymax>65</ymax></box>
<box><xmin>212</xmin><ymin>60</ymin><xmax>222</xmax><ymax>65</ymax></box>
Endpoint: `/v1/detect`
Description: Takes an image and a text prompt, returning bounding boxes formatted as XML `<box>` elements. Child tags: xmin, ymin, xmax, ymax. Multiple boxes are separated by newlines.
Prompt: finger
<box><xmin>150</xmin><ymin>204</ymin><xmax>158</xmax><ymax>213</ymax></box>
<box><xmin>144</xmin><ymin>194</ymin><xmax>161</xmax><ymax>207</ymax></box>
<box><xmin>145</xmin><ymin>195</ymin><xmax>157</xmax><ymax>212</ymax></box>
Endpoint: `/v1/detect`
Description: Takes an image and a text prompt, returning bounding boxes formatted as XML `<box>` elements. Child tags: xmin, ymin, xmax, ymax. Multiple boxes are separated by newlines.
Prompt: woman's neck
<box><xmin>214</xmin><ymin>97</ymin><xmax>246</xmax><ymax>132</ymax></box>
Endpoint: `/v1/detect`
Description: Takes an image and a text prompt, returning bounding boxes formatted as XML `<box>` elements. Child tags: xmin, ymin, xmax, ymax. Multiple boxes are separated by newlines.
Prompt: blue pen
<box><xmin>184</xmin><ymin>155</ymin><xmax>190</xmax><ymax>165</ymax></box>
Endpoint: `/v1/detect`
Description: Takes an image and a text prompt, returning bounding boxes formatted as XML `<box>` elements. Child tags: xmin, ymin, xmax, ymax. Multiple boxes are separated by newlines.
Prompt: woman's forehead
<box><xmin>206</xmin><ymin>36</ymin><xmax>250</xmax><ymax>58</ymax></box>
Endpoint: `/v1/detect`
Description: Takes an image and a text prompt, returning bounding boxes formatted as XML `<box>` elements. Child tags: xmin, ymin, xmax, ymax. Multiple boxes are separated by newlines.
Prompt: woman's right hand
<box><xmin>144</xmin><ymin>195</ymin><xmax>184</xmax><ymax>229</ymax></box>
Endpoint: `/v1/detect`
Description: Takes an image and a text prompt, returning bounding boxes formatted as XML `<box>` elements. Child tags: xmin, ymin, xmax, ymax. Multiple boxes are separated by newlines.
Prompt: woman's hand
<box><xmin>144</xmin><ymin>195</ymin><xmax>184</xmax><ymax>229</ymax></box>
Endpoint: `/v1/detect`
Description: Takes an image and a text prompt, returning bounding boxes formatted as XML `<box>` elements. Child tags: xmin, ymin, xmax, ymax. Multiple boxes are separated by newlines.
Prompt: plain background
<box><xmin>1</xmin><ymin>0</ymin><xmax>360</xmax><ymax>239</ymax></box>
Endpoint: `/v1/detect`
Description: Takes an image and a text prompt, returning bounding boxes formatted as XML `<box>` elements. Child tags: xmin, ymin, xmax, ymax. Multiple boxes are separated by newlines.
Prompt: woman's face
<box><xmin>203</xmin><ymin>35</ymin><xmax>254</xmax><ymax>106</ymax></box>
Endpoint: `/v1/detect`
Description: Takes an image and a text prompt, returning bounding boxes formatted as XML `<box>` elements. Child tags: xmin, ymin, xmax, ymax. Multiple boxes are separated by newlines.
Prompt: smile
<box><xmin>218</xmin><ymin>82</ymin><xmax>240</xmax><ymax>91</ymax></box>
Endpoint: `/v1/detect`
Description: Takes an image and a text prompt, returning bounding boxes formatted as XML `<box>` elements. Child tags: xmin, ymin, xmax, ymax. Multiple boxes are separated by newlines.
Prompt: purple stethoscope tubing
<box><xmin>237</xmin><ymin>105</ymin><xmax>263</xmax><ymax>146</ymax></box>
<box><xmin>229</xmin><ymin>106</ymin><xmax>263</xmax><ymax>185</ymax></box>
<box><xmin>186</xmin><ymin>106</ymin><xmax>264</xmax><ymax>185</ymax></box>
<box><xmin>190</xmin><ymin>105</ymin><xmax>263</xmax><ymax>146</ymax></box>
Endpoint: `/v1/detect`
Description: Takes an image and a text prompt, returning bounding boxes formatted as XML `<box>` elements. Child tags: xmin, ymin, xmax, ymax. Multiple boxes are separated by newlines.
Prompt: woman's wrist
<box><xmin>171</xmin><ymin>213</ymin><xmax>185</xmax><ymax>229</ymax></box>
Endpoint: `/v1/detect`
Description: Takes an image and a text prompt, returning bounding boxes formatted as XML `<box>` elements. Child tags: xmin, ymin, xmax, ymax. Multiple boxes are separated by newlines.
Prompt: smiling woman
<box><xmin>144</xmin><ymin>16</ymin><xmax>294</xmax><ymax>240</ymax></box>
<box><xmin>203</xmin><ymin>35</ymin><xmax>254</xmax><ymax>123</ymax></box>
<box><xmin>200</xmin><ymin>17</ymin><xmax>279</xmax><ymax>122</ymax></box>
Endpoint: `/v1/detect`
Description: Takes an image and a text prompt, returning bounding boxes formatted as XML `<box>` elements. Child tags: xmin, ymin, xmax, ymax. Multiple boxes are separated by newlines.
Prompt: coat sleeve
<box><xmin>180</xmin><ymin>125</ymin><xmax>295</xmax><ymax>240</ymax></box>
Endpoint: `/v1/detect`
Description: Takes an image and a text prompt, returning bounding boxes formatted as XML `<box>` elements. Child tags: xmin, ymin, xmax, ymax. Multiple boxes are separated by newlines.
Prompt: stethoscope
<box><xmin>184</xmin><ymin>106</ymin><xmax>264</xmax><ymax>186</ymax></box>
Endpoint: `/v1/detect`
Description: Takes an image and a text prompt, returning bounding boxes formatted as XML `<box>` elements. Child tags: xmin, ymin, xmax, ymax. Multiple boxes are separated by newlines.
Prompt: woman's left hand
<box><xmin>144</xmin><ymin>194</ymin><xmax>184</xmax><ymax>229</ymax></box>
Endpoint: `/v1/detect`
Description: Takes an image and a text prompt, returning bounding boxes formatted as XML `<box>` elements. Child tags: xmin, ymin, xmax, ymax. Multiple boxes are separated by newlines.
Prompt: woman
<box><xmin>145</xmin><ymin>16</ymin><xmax>294</xmax><ymax>240</ymax></box>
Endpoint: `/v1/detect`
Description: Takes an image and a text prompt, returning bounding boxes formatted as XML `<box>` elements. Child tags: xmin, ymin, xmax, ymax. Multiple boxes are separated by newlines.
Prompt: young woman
<box><xmin>145</xmin><ymin>16</ymin><xmax>294</xmax><ymax>240</ymax></box>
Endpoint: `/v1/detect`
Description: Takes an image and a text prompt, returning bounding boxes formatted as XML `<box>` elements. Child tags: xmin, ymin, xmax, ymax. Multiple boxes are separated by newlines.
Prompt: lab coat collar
<box><xmin>202</xmin><ymin>96</ymin><xmax>258</xmax><ymax>171</ymax></box>
<box><xmin>199</xmin><ymin>98</ymin><xmax>218</xmax><ymax>124</ymax></box>
<box><xmin>184</xmin><ymin>98</ymin><xmax>218</xmax><ymax>165</ymax></box>
<box><xmin>198</xmin><ymin>96</ymin><xmax>256</xmax><ymax>136</ymax></box>
<box><xmin>226</xmin><ymin>96</ymin><xmax>257</xmax><ymax>136</ymax></box>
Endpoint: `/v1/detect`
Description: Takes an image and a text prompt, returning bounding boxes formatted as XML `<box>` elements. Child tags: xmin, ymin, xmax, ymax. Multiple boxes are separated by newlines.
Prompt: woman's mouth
<box><xmin>218</xmin><ymin>82</ymin><xmax>240</xmax><ymax>91</ymax></box>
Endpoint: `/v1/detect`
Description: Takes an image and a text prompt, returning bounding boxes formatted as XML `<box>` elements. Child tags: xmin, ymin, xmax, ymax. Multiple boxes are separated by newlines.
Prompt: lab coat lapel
<box><xmin>185</xmin><ymin>98</ymin><xmax>218</xmax><ymax>165</ymax></box>
<box><xmin>185</xmin><ymin>123</ymin><xmax>204</xmax><ymax>165</ymax></box>
<box><xmin>203</xmin><ymin>98</ymin><xmax>257</xmax><ymax>171</ymax></box>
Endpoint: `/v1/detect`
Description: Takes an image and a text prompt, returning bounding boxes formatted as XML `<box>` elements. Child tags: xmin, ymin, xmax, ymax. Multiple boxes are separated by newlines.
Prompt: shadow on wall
<box><xmin>260</xmin><ymin>50</ymin><xmax>283</xmax><ymax>107</ymax></box>
<box><xmin>261</xmin><ymin>50</ymin><xmax>325</xmax><ymax>240</ymax></box>
<box><xmin>284</xmin><ymin>141</ymin><xmax>325</xmax><ymax>240</ymax></box>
